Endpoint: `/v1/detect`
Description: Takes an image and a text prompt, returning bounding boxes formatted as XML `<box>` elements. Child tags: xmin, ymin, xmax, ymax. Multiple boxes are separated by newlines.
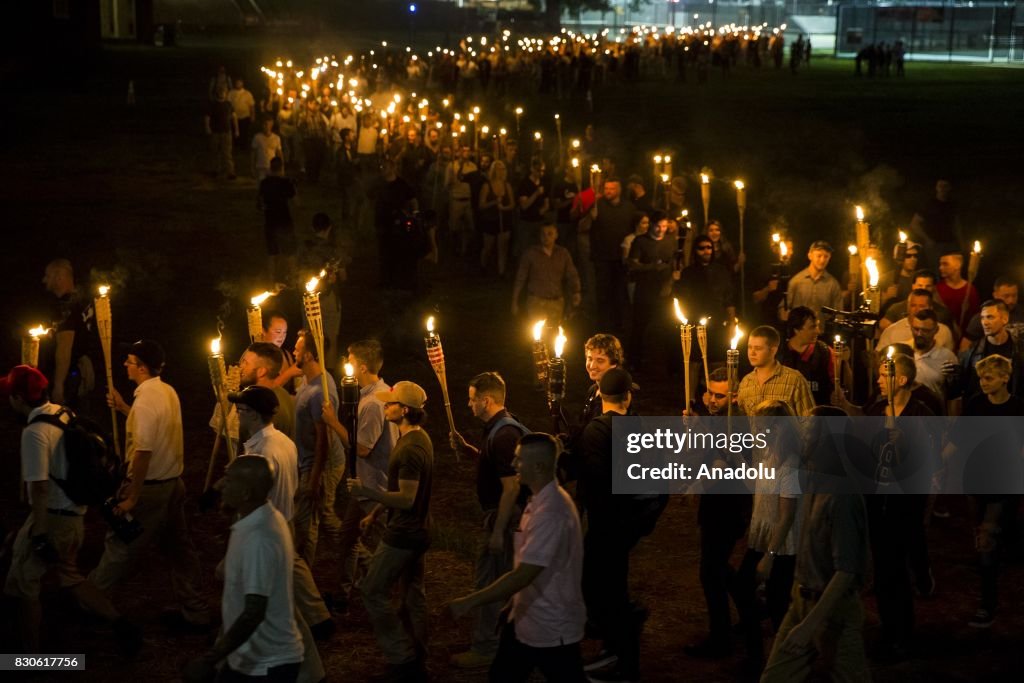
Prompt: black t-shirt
<box><xmin>955</xmin><ymin>395</ymin><xmax>1024</xmax><ymax>500</ymax></box>
<box><xmin>676</xmin><ymin>261</ymin><xmax>735</xmax><ymax>317</ymax></box>
<box><xmin>628</xmin><ymin>233</ymin><xmax>677</xmax><ymax>295</ymax></box>
<box><xmin>373</xmin><ymin>177</ymin><xmax>416</xmax><ymax>229</ymax></box>
<box><xmin>383</xmin><ymin>429</ymin><xmax>433</xmax><ymax>550</ymax></box>
<box><xmin>43</xmin><ymin>291</ymin><xmax>98</xmax><ymax>384</ymax></box>
<box><xmin>591</xmin><ymin>198</ymin><xmax>636</xmax><ymax>262</ymax></box>
<box><xmin>258</xmin><ymin>176</ymin><xmax>296</xmax><ymax>229</ymax></box>
<box><xmin>778</xmin><ymin>341</ymin><xmax>833</xmax><ymax>406</ymax></box>
<box><xmin>553</xmin><ymin>179</ymin><xmax>579</xmax><ymax>224</ymax></box>
<box><xmin>475</xmin><ymin>410</ymin><xmax>526</xmax><ymax>510</ymax></box>
<box><xmin>208</xmin><ymin>100</ymin><xmax>234</xmax><ymax>134</ymax></box>
<box><xmin>517</xmin><ymin>176</ymin><xmax>545</xmax><ymax>222</ymax></box>
<box><xmin>964</xmin><ymin>394</ymin><xmax>1024</xmax><ymax>417</ymax></box>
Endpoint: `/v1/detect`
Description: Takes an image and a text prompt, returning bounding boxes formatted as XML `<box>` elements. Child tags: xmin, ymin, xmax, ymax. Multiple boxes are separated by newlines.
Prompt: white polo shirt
<box><xmin>22</xmin><ymin>403</ymin><xmax>85</xmax><ymax>514</ymax></box>
<box><xmin>223</xmin><ymin>502</ymin><xmax>303</xmax><ymax>675</ymax></box>
<box><xmin>511</xmin><ymin>480</ymin><xmax>586</xmax><ymax>648</ymax></box>
<box><xmin>126</xmin><ymin>377</ymin><xmax>184</xmax><ymax>481</ymax></box>
<box><xmin>914</xmin><ymin>343</ymin><xmax>958</xmax><ymax>397</ymax></box>
<box><xmin>243</xmin><ymin>425</ymin><xmax>299</xmax><ymax>521</ymax></box>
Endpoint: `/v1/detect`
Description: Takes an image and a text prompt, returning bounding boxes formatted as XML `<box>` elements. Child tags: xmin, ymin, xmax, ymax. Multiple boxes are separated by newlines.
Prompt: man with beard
<box><xmin>239</xmin><ymin>341</ymin><xmax>294</xmax><ymax>439</ymax></box>
<box><xmin>676</xmin><ymin>234</ymin><xmax>736</xmax><ymax>363</ymax></box>
<box><xmin>877</xmin><ymin>289</ymin><xmax>955</xmax><ymax>352</ymax></box>
<box><xmin>906</xmin><ymin>309</ymin><xmax>957</xmax><ymax>402</ymax></box>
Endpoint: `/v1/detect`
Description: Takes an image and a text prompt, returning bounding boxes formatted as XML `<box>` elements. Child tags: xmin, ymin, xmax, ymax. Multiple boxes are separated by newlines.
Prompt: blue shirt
<box><xmin>294</xmin><ymin>373</ymin><xmax>343</xmax><ymax>473</ymax></box>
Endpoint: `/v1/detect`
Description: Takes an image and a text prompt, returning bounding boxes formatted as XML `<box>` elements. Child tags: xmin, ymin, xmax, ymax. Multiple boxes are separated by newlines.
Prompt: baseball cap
<box><xmin>129</xmin><ymin>339</ymin><xmax>166</xmax><ymax>373</ymax></box>
<box><xmin>228</xmin><ymin>385</ymin><xmax>279</xmax><ymax>416</ymax></box>
<box><xmin>375</xmin><ymin>381</ymin><xmax>427</xmax><ymax>409</ymax></box>
<box><xmin>0</xmin><ymin>365</ymin><xmax>49</xmax><ymax>402</ymax></box>
<box><xmin>809</xmin><ymin>240</ymin><xmax>833</xmax><ymax>253</ymax></box>
<box><xmin>599</xmin><ymin>367</ymin><xmax>633</xmax><ymax>396</ymax></box>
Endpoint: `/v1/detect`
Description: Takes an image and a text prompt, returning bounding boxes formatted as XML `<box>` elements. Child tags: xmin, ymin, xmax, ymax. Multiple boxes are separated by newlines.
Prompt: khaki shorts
<box><xmin>4</xmin><ymin>513</ymin><xmax>86</xmax><ymax>599</ymax></box>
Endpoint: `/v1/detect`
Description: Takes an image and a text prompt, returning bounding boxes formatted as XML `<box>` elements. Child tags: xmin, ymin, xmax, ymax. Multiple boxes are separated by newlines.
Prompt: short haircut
<box><xmin>517</xmin><ymin>433</ymin><xmax>559</xmax><ymax>467</ymax></box>
<box><xmin>297</xmin><ymin>329</ymin><xmax>329</xmax><ymax>362</ymax></box>
<box><xmin>912</xmin><ymin>269</ymin><xmax>937</xmax><ymax>284</ymax></box>
<box><xmin>708</xmin><ymin>367</ymin><xmax>729</xmax><ymax>383</ymax></box>
<box><xmin>975</xmin><ymin>354</ymin><xmax>1012</xmax><ymax>377</ymax></box>
<box><xmin>469</xmin><ymin>371</ymin><xmax>507</xmax><ymax>404</ymax></box>
<box><xmin>912</xmin><ymin>308</ymin><xmax>938</xmax><ymax>324</ymax></box>
<box><xmin>263</xmin><ymin>310</ymin><xmax>287</xmax><ymax>329</ymax></box>
<box><xmin>348</xmin><ymin>339</ymin><xmax>384</xmax><ymax>374</ymax></box>
<box><xmin>585</xmin><ymin>334</ymin><xmax>624</xmax><ymax>367</ymax></box>
<box><xmin>993</xmin><ymin>275</ymin><xmax>1019</xmax><ymax>291</ymax></box>
<box><xmin>404</xmin><ymin>405</ymin><xmax>427</xmax><ymax>426</ymax></box>
<box><xmin>604</xmin><ymin>176</ymin><xmax>621</xmax><ymax>187</ymax></box>
<box><xmin>940</xmin><ymin>251</ymin><xmax>964</xmax><ymax>262</ymax></box>
<box><xmin>750</xmin><ymin>325</ymin><xmax>781</xmax><ymax>349</ymax></box>
<box><xmin>889</xmin><ymin>353</ymin><xmax>917</xmax><ymax>385</ymax></box>
<box><xmin>247</xmin><ymin>342</ymin><xmax>284</xmax><ymax>378</ymax></box>
<box><xmin>908</xmin><ymin>288</ymin><xmax>933</xmax><ymax>302</ymax></box>
<box><xmin>786</xmin><ymin>306</ymin><xmax>816</xmax><ymax>338</ymax></box>
<box><xmin>981</xmin><ymin>299</ymin><xmax>1009</xmax><ymax>315</ymax></box>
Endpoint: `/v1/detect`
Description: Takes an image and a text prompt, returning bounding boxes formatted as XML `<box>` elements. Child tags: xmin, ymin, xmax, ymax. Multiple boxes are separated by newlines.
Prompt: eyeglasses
<box><xmin>911</xmin><ymin>326</ymin><xmax>937</xmax><ymax>335</ymax></box>
<box><xmin>124</xmin><ymin>360</ymin><xmax>139</xmax><ymax>366</ymax></box>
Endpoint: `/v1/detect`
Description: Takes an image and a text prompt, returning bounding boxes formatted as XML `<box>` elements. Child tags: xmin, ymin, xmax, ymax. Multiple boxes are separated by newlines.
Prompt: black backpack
<box><xmin>29</xmin><ymin>409</ymin><xmax>123</xmax><ymax>506</ymax></box>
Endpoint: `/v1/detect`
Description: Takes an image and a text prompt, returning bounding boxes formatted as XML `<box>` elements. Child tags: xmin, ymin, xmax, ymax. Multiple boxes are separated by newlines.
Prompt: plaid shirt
<box><xmin>738</xmin><ymin>362</ymin><xmax>816</xmax><ymax>416</ymax></box>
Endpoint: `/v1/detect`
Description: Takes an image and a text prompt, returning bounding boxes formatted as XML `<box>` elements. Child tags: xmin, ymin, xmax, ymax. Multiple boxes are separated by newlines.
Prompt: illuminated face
<box><xmin>293</xmin><ymin>335</ymin><xmax>308</xmax><ymax>368</ymax></box>
<box><xmin>650</xmin><ymin>219</ymin><xmax>669</xmax><ymax>240</ymax></box>
<box><xmin>541</xmin><ymin>225</ymin><xmax>558</xmax><ymax>249</ymax></box>
<box><xmin>239</xmin><ymin>351</ymin><xmax>262</xmax><ymax>386</ymax></box>
<box><xmin>124</xmin><ymin>354</ymin><xmax>144</xmax><ymax>384</ymax></box>
<box><xmin>911</xmin><ymin>319</ymin><xmax>938</xmax><ymax>350</ymax></box>
<box><xmin>807</xmin><ymin>248</ymin><xmax>831</xmax><ymax>273</ymax></box>
<box><xmin>747</xmin><ymin>336</ymin><xmax>776</xmax><ymax>368</ymax></box>
<box><xmin>383</xmin><ymin>401</ymin><xmax>406</xmax><ymax>424</ymax></box>
<box><xmin>995</xmin><ymin>285</ymin><xmax>1019</xmax><ymax>311</ymax></box>
<box><xmin>603</xmin><ymin>181</ymin><xmax>621</xmax><ymax>202</ymax></box>
<box><xmin>980</xmin><ymin>306</ymin><xmax>1008</xmax><ymax>337</ymax></box>
<box><xmin>264</xmin><ymin>317</ymin><xmax>287</xmax><ymax>347</ymax></box>
<box><xmin>635</xmin><ymin>217</ymin><xmax>650</xmax><ymax>235</ymax></box>
<box><xmin>705</xmin><ymin>380</ymin><xmax>730</xmax><ymax>415</ymax></box>
<box><xmin>467</xmin><ymin>386</ymin><xmax>489</xmax><ymax>420</ymax></box>
<box><xmin>978</xmin><ymin>370</ymin><xmax>1009</xmax><ymax>396</ymax></box>
<box><xmin>938</xmin><ymin>256</ymin><xmax>961</xmax><ymax>280</ymax></box>
<box><xmin>707</xmin><ymin>223</ymin><xmax>721</xmax><ymax>241</ymax></box>
<box><xmin>912</xmin><ymin>276</ymin><xmax>936</xmax><ymax>293</ymax></box>
<box><xmin>907</xmin><ymin>295</ymin><xmax>931</xmax><ymax>317</ymax></box>
<box><xmin>586</xmin><ymin>348</ymin><xmax>615</xmax><ymax>382</ymax></box>
<box><xmin>795</xmin><ymin>317</ymin><xmax>819</xmax><ymax>345</ymax></box>
<box><xmin>876</xmin><ymin>363</ymin><xmax>906</xmax><ymax>396</ymax></box>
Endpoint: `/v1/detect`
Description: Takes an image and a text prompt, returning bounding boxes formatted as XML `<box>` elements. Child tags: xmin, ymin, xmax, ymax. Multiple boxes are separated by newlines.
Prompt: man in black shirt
<box><xmin>627</xmin><ymin>213</ymin><xmax>677</xmax><ymax>371</ymax></box>
<box><xmin>552</xmin><ymin>165</ymin><xmax>580</xmax><ymax>258</ymax></box>
<box><xmin>41</xmin><ymin>259</ymin><xmax>97</xmax><ymax>410</ymax></box>
<box><xmin>372</xmin><ymin>159</ymin><xmax>420</xmax><ymax>289</ymax></box>
<box><xmin>626</xmin><ymin>175</ymin><xmax>655</xmax><ymax>217</ymax></box>
<box><xmin>451</xmin><ymin>373</ymin><xmax>529</xmax><ymax>669</ymax></box>
<box><xmin>778</xmin><ymin>306</ymin><xmax>833</xmax><ymax>406</ymax></box>
<box><xmin>676</xmin><ymin>234</ymin><xmax>736</xmax><ymax>362</ymax></box>
<box><xmin>911</xmin><ymin>179</ymin><xmax>960</xmax><ymax>263</ymax></box>
<box><xmin>589</xmin><ymin>178</ymin><xmax>635</xmax><ymax>335</ymax></box>
<box><xmin>257</xmin><ymin>157</ymin><xmax>297</xmax><ymax>282</ymax></box>
<box><xmin>516</xmin><ymin>157</ymin><xmax>549</xmax><ymax>265</ymax></box>
<box><xmin>958</xmin><ymin>300</ymin><xmax>1024</xmax><ymax>402</ymax></box>
<box><xmin>203</xmin><ymin>86</ymin><xmax>238</xmax><ymax>179</ymax></box>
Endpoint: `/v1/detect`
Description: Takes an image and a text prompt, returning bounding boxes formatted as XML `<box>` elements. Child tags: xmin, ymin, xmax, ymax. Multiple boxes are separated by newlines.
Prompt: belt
<box><xmin>144</xmin><ymin>477</ymin><xmax>179</xmax><ymax>486</ymax></box>
<box><xmin>48</xmin><ymin>508</ymin><xmax>82</xmax><ymax>517</ymax></box>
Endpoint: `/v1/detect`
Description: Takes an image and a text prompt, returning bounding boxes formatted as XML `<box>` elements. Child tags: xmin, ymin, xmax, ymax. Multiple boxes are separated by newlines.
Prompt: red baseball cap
<box><xmin>0</xmin><ymin>365</ymin><xmax>49</xmax><ymax>402</ymax></box>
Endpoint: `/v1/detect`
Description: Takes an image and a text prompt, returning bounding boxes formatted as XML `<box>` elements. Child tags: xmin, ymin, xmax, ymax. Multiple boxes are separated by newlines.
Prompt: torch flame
<box><xmin>591</xmin><ymin>164</ymin><xmax>601</xmax><ymax>173</ymax></box>
<box><xmin>673</xmin><ymin>298</ymin><xmax>687</xmax><ymax>325</ymax></box>
<box><xmin>98</xmin><ymin>285</ymin><xmax>110</xmax><ymax>297</ymax></box>
<box><xmin>700</xmin><ymin>173</ymin><xmax>709</xmax><ymax>184</ymax></box>
<box><xmin>654</xmin><ymin>154</ymin><xmax>662</xmax><ymax>164</ymax></box>
<box><xmin>210</xmin><ymin>337</ymin><xmax>221</xmax><ymax>355</ymax></box>
<box><xmin>734</xmin><ymin>180</ymin><xmax>745</xmax><ymax>191</ymax></box>
<box><xmin>344</xmin><ymin>362</ymin><xmax>355</xmax><ymax>377</ymax></box>
<box><xmin>660</xmin><ymin>173</ymin><xmax>669</xmax><ymax>184</ymax></box>
<box><xmin>426</xmin><ymin>316</ymin><xmax>435</xmax><ymax>333</ymax></box>
<box><xmin>571</xmin><ymin>158</ymin><xmax>579</xmax><ymax>168</ymax></box>
<box><xmin>699</xmin><ymin>317</ymin><xmax>708</xmax><ymax>326</ymax></box>
<box><xmin>28</xmin><ymin>325</ymin><xmax>48</xmax><ymax>338</ymax></box>
<box><xmin>305</xmin><ymin>276</ymin><xmax>320</xmax><ymax>293</ymax></box>
<box><xmin>772</xmin><ymin>233</ymin><xmax>780</xmax><ymax>243</ymax></box>
<box><xmin>554</xmin><ymin>327</ymin><xmax>567</xmax><ymax>358</ymax></box>
<box><xmin>899</xmin><ymin>230</ymin><xmax>908</xmax><ymax>244</ymax></box>
<box><xmin>886</xmin><ymin>345</ymin><xmax>895</xmax><ymax>360</ymax></box>
<box><xmin>730</xmin><ymin>325</ymin><xmax>743</xmax><ymax>350</ymax></box>
<box><xmin>835</xmin><ymin>335</ymin><xmax>842</xmax><ymax>344</ymax></box>
<box><xmin>866</xmin><ymin>257</ymin><xmax>880</xmax><ymax>287</ymax></box>
<box><xmin>848</xmin><ymin>244</ymin><xmax>858</xmax><ymax>255</ymax></box>
<box><xmin>251</xmin><ymin>291</ymin><xmax>272</xmax><ymax>306</ymax></box>
<box><xmin>780</xmin><ymin>242</ymin><xmax>789</xmax><ymax>258</ymax></box>
<box><xmin>973</xmin><ymin>240</ymin><xmax>982</xmax><ymax>254</ymax></box>
<box><xmin>855</xmin><ymin>205</ymin><xmax>864</xmax><ymax>222</ymax></box>
<box><xmin>532</xmin><ymin>320</ymin><xmax>546</xmax><ymax>342</ymax></box>
<box><xmin>533</xmin><ymin>131</ymin><xmax>541</xmax><ymax>140</ymax></box>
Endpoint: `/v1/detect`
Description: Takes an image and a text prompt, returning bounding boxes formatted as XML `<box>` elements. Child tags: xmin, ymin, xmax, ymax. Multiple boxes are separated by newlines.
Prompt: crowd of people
<box><xmin>2</xmin><ymin>28</ymin><xmax>1020</xmax><ymax>683</ymax></box>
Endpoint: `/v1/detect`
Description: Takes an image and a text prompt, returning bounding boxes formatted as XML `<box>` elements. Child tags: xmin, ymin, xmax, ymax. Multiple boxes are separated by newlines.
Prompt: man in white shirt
<box><xmin>877</xmin><ymin>289</ymin><xmax>955</xmax><ymax>353</ymax></box>
<box><xmin>228</xmin><ymin>78</ymin><xmax>256</xmax><ymax>147</ymax></box>
<box><xmin>183</xmin><ymin>457</ymin><xmax>304</xmax><ymax>682</ymax></box>
<box><xmin>907</xmin><ymin>308</ymin><xmax>958</xmax><ymax>401</ymax></box>
<box><xmin>450</xmin><ymin>433</ymin><xmax>587</xmax><ymax>681</ymax></box>
<box><xmin>251</xmin><ymin>117</ymin><xmax>283</xmax><ymax>181</ymax></box>
<box><xmin>90</xmin><ymin>340</ymin><xmax>210</xmax><ymax>630</ymax></box>
<box><xmin>2</xmin><ymin>365</ymin><xmax>140</xmax><ymax>654</ymax></box>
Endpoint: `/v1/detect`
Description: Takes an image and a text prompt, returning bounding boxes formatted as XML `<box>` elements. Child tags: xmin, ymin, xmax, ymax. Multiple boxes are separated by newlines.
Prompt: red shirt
<box><xmin>936</xmin><ymin>280</ymin><xmax>980</xmax><ymax>331</ymax></box>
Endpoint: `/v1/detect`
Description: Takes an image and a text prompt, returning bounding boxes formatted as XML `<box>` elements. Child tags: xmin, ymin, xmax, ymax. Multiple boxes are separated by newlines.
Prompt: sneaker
<box><xmin>450</xmin><ymin>650</ymin><xmax>494</xmax><ymax>669</ymax></box>
<box><xmin>587</xmin><ymin>663</ymin><xmax>639</xmax><ymax>683</ymax></box>
<box><xmin>968</xmin><ymin>608</ymin><xmax>995</xmax><ymax>628</ymax></box>
<box><xmin>583</xmin><ymin>649</ymin><xmax>618</xmax><ymax>672</ymax></box>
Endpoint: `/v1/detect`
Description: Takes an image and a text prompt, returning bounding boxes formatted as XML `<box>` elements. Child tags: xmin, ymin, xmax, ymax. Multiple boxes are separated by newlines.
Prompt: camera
<box><xmin>820</xmin><ymin>306</ymin><xmax>878</xmax><ymax>338</ymax></box>
<box><xmin>101</xmin><ymin>497</ymin><xmax>144</xmax><ymax>544</ymax></box>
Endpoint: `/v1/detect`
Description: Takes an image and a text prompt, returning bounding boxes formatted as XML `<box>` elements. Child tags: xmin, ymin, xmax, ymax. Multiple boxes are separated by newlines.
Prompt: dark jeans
<box><xmin>489</xmin><ymin>621</ymin><xmax>586</xmax><ymax>683</ymax></box>
<box><xmin>866</xmin><ymin>495</ymin><xmax>927</xmax><ymax>645</ymax></box>
<box><xmin>734</xmin><ymin>549</ymin><xmax>796</xmax><ymax>659</ymax></box>
<box><xmin>219</xmin><ymin>662</ymin><xmax>300</xmax><ymax>682</ymax></box>
<box><xmin>582</xmin><ymin>516</ymin><xmax>645</xmax><ymax>676</ymax></box>
<box><xmin>698</xmin><ymin>524</ymin><xmax>744</xmax><ymax>643</ymax></box>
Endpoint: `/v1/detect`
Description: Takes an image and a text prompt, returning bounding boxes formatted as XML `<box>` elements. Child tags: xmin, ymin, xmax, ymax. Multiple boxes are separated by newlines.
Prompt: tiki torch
<box><xmin>425</xmin><ymin>316</ymin><xmax>459</xmax><ymax>456</ymax></box>
<box><xmin>303</xmin><ymin>275</ymin><xmax>330</xmax><ymax>398</ymax></box>
<box><xmin>590</xmin><ymin>164</ymin><xmax>603</xmax><ymax>192</ymax></box>
<box><xmin>532</xmin><ymin>319</ymin><xmax>549</xmax><ymax>385</ymax></box>
<box><xmin>248</xmin><ymin>291</ymin><xmax>272</xmax><ymax>343</ymax></box>
<box><xmin>697</xmin><ymin>317</ymin><xmax>711</xmax><ymax>398</ymax></box>
<box><xmin>653</xmin><ymin>155</ymin><xmax>663</xmax><ymax>201</ymax></box>
<box><xmin>700</xmin><ymin>169</ymin><xmax>712</xmax><ymax>226</ymax></box>
<box><xmin>832</xmin><ymin>335</ymin><xmax>844</xmax><ymax>404</ymax></box>
<box><xmin>847</xmin><ymin>245</ymin><xmax>860</xmax><ymax>309</ymax></box>
<box><xmin>855</xmin><ymin>206</ymin><xmax>870</xmax><ymax>293</ymax></box>
<box><xmin>554</xmin><ymin>114</ymin><xmax>563</xmax><ymax>168</ymax></box>
<box><xmin>22</xmin><ymin>325</ymin><xmax>48</xmax><ymax>368</ymax></box>
<box><xmin>674</xmin><ymin>298</ymin><xmax>693</xmax><ymax>411</ymax></box>
<box><xmin>727</xmin><ymin>324</ymin><xmax>744</xmax><ymax>419</ymax></box>
<box><xmin>865</xmin><ymin>256</ymin><xmax>880</xmax><ymax>314</ymax></box>
<box><xmin>968</xmin><ymin>240</ymin><xmax>983</xmax><ymax>284</ymax></box>
<box><xmin>514</xmin><ymin>106</ymin><xmax>523</xmax><ymax>139</ymax></box>
<box><xmin>735</xmin><ymin>180</ymin><xmax>747</xmax><ymax>317</ymax></box>
<box><xmin>341</xmin><ymin>362</ymin><xmax>360</xmax><ymax>479</ymax></box>
<box><xmin>547</xmin><ymin>327</ymin><xmax>567</xmax><ymax>433</ymax></box>
<box><xmin>205</xmin><ymin>336</ymin><xmax>237</xmax><ymax>492</ymax></box>
<box><xmin>883</xmin><ymin>346</ymin><xmax>897</xmax><ymax>429</ymax></box>
<box><xmin>95</xmin><ymin>284</ymin><xmax>121</xmax><ymax>456</ymax></box>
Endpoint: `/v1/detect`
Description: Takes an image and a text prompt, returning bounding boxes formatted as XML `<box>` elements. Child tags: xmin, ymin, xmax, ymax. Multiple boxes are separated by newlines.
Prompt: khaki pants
<box><xmin>335</xmin><ymin>490</ymin><xmax>384</xmax><ymax>600</ymax></box>
<box><xmin>210</xmin><ymin>132</ymin><xmax>234</xmax><ymax>177</ymax></box>
<box><xmin>292</xmin><ymin>461</ymin><xmax>345</xmax><ymax>568</ymax></box>
<box><xmin>526</xmin><ymin>295</ymin><xmax>565</xmax><ymax>326</ymax></box>
<box><xmin>88</xmin><ymin>479</ymin><xmax>209</xmax><ymax>623</ymax></box>
<box><xmin>5</xmin><ymin>514</ymin><xmax>86</xmax><ymax>598</ymax></box>
<box><xmin>760</xmin><ymin>587</ymin><xmax>869</xmax><ymax>683</ymax></box>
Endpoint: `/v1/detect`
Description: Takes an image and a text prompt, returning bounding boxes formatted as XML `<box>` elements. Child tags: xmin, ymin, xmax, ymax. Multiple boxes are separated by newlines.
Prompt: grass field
<box><xmin>1</xmin><ymin>35</ymin><xmax>1023</xmax><ymax>682</ymax></box>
